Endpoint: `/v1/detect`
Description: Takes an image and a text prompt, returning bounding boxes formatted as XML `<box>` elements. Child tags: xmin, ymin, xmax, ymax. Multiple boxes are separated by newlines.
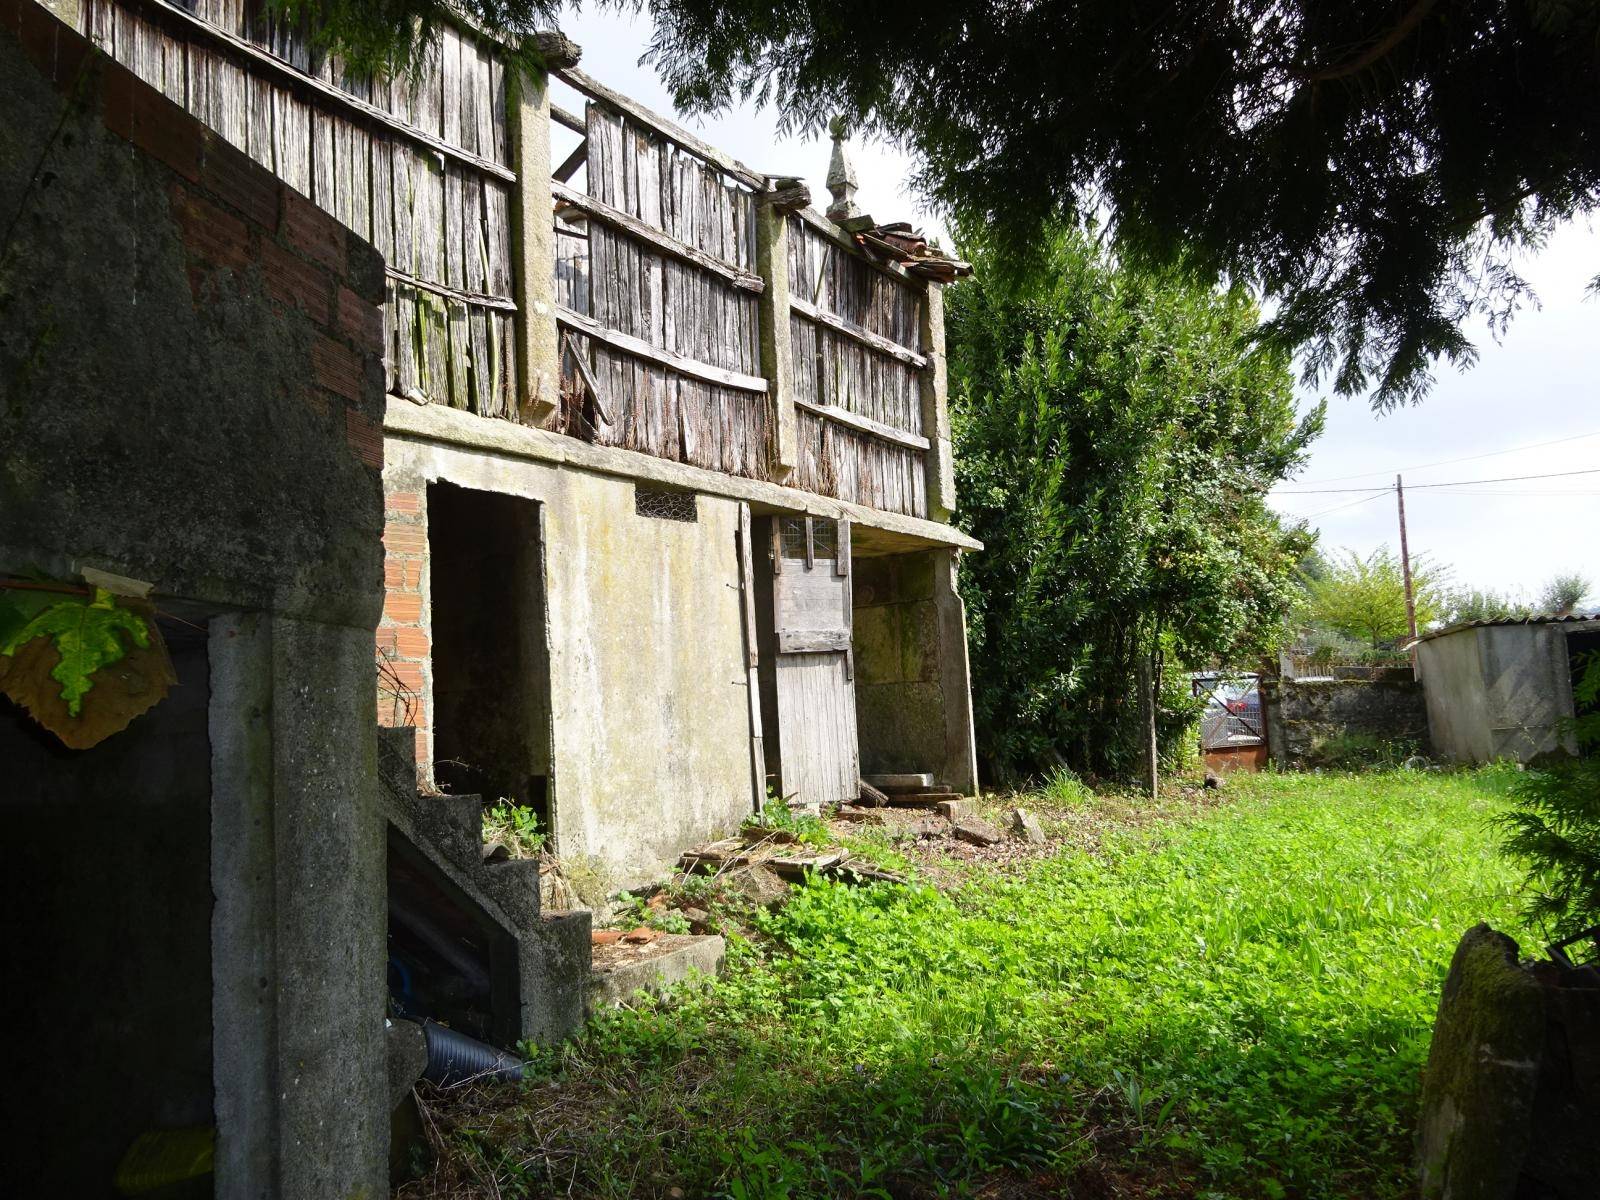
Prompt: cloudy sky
<box><xmin>562</xmin><ymin>9</ymin><xmax>1600</xmax><ymax>606</ymax></box>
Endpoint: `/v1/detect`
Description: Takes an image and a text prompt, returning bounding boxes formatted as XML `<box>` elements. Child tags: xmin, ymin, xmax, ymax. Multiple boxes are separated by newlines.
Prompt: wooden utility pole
<box><xmin>1396</xmin><ymin>474</ymin><xmax>1419</xmax><ymax>668</ymax></box>
<box><xmin>1137</xmin><ymin>648</ymin><xmax>1158</xmax><ymax>801</ymax></box>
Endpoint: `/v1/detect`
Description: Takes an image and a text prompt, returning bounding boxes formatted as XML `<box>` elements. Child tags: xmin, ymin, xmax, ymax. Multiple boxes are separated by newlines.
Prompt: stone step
<box><xmin>477</xmin><ymin>857</ymin><xmax>542</xmax><ymax>930</ymax></box>
<box><xmin>587</xmin><ymin>933</ymin><xmax>725</xmax><ymax>1015</ymax></box>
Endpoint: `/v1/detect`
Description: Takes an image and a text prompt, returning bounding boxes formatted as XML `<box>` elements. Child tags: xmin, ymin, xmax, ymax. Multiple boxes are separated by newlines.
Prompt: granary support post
<box><xmin>919</xmin><ymin>283</ymin><xmax>957</xmax><ymax>521</ymax></box>
<box><xmin>756</xmin><ymin>198</ymin><xmax>798</xmax><ymax>480</ymax></box>
<box><xmin>508</xmin><ymin>61</ymin><xmax>561</xmax><ymax>425</ymax></box>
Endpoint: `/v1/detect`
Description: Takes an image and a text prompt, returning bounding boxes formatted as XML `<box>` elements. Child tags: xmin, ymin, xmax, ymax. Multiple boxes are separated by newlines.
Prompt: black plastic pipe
<box><xmin>419</xmin><ymin>1019</ymin><xmax>526</xmax><ymax>1085</ymax></box>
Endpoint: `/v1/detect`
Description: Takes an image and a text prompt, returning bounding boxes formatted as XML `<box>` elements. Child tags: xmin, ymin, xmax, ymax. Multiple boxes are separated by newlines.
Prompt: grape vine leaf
<box><xmin>1</xmin><ymin>587</ymin><xmax>152</xmax><ymax>715</ymax></box>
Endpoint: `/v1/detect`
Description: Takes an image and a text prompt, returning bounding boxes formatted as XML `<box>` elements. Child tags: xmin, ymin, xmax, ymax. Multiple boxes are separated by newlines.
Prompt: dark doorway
<box><xmin>428</xmin><ymin>483</ymin><xmax>553</xmax><ymax>837</ymax></box>
<box><xmin>1567</xmin><ymin>630</ymin><xmax>1600</xmax><ymax>748</ymax></box>
<box><xmin>2</xmin><ymin>616</ymin><xmax>214</xmax><ymax>1194</ymax></box>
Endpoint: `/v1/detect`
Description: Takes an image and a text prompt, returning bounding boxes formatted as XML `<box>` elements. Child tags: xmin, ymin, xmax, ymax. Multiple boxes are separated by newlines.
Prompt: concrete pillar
<box><xmin>934</xmin><ymin>548</ymin><xmax>978</xmax><ymax>794</ymax></box>
<box><xmin>755</xmin><ymin>199</ymin><xmax>797</xmax><ymax>480</ymax></box>
<box><xmin>507</xmin><ymin>65</ymin><xmax>560</xmax><ymax>426</ymax></box>
<box><xmin>919</xmin><ymin>284</ymin><xmax>958</xmax><ymax>522</ymax></box>
<box><xmin>210</xmin><ymin>613</ymin><xmax>387</xmax><ymax>1199</ymax></box>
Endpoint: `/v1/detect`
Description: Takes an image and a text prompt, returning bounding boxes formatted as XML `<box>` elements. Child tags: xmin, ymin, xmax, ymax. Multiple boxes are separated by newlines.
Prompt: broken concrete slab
<box><xmin>587</xmin><ymin>934</ymin><xmax>726</xmax><ymax>1013</ymax></box>
<box><xmin>770</xmin><ymin>849</ymin><xmax>850</xmax><ymax>879</ymax></box>
<box><xmin>1010</xmin><ymin>808</ymin><xmax>1046</xmax><ymax>844</ymax></box>
<box><xmin>953</xmin><ymin>817</ymin><xmax>1004</xmax><ymax>847</ymax></box>
<box><xmin>865</xmin><ymin>773</ymin><xmax>935</xmax><ymax>794</ymax></box>
<box><xmin>936</xmin><ymin>798</ymin><xmax>976</xmax><ymax>821</ymax></box>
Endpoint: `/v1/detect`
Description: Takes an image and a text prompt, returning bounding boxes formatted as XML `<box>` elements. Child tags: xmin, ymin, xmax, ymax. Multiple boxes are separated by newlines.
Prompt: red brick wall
<box><xmin>378</xmin><ymin>490</ymin><xmax>432</xmax><ymax>766</ymax></box>
<box><xmin>6</xmin><ymin>0</ymin><xmax>386</xmax><ymax>474</ymax></box>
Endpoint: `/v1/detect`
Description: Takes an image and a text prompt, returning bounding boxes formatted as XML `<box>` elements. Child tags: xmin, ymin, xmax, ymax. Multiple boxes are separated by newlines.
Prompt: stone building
<box><xmin>4</xmin><ymin>0</ymin><xmax>981</xmax><ymax>1190</ymax></box>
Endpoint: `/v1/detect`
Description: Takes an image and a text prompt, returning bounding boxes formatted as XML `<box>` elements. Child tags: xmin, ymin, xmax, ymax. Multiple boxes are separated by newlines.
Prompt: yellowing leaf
<box><xmin>1</xmin><ymin>587</ymin><xmax>151</xmax><ymax>715</ymax></box>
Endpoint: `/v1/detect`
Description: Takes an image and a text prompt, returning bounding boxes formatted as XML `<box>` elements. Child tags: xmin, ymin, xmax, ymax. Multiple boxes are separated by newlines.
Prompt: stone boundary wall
<box><xmin>1261</xmin><ymin>675</ymin><xmax>1429</xmax><ymax>765</ymax></box>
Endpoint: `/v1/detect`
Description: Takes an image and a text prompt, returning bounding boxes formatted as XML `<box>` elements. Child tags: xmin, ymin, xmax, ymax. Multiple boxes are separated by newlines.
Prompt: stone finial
<box><xmin>825</xmin><ymin>116</ymin><xmax>863</xmax><ymax>226</ymax></box>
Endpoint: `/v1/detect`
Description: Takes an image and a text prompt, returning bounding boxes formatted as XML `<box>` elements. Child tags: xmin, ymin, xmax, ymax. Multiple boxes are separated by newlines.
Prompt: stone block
<box><xmin>1010</xmin><ymin>807</ymin><xmax>1045</xmax><ymax>844</ymax></box>
<box><xmin>952</xmin><ymin>817</ymin><xmax>1003</xmax><ymax>847</ymax></box>
<box><xmin>936</xmin><ymin>798</ymin><xmax>976</xmax><ymax>821</ymax></box>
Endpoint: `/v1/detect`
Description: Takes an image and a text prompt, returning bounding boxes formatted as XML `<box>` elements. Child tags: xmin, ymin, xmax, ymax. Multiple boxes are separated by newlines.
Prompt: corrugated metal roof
<box><xmin>1417</xmin><ymin>610</ymin><xmax>1600</xmax><ymax>644</ymax></box>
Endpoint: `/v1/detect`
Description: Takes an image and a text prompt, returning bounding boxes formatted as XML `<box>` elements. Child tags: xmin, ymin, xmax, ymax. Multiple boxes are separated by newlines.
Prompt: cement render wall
<box><xmin>1420</xmin><ymin>622</ymin><xmax>1592</xmax><ymax>763</ymax></box>
<box><xmin>383</xmin><ymin>435</ymin><xmax>757</xmax><ymax>891</ymax></box>
<box><xmin>3</xmin><ymin>8</ymin><xmax>389</xmax><ymax>1192</ymax></box>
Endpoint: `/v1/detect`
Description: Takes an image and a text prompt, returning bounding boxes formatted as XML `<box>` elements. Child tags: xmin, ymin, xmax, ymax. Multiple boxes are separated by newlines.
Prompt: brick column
<box><xmin>378</xmin><ymin>487</ymin><xmax>432</xmax><ymax>775</ymax></box>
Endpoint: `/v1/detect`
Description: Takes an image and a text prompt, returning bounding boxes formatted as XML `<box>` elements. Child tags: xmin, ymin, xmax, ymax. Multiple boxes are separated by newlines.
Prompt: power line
<box><xmin>1284</xmin><ymin>428</ymin><xmax>1600</xmax><ymax>485</ymax></box>
<box><xmin>1289</xmin><ymin>491</ymin><xmax>1394</xmax><ymax>520</ymax></box>
<box><xmin>1274</xmin><ymin>467</ymin><xmax>1600</xmax><ymax>495</ymax></box>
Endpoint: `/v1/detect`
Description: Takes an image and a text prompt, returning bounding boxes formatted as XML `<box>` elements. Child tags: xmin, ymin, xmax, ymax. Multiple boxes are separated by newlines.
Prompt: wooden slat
<box><xmin>552</xmin><ymin>180</ymin><xmax>763</xmax><ymax>295</ymax></box>
<box><xmin>790</xmin><ymin>294</ymin><xmax>925</xmax><ymax>368</ymax></box>
<box><xmin>557</xmin><ymin>66</ymin><xmax>767</xmax><ymax>191</ymax></box>
<box><xmin>794</xmin><ymin>398</ymin><xmax>930</xmax><ymax>451</ymax></box>
<box><xmin>116</xmin><ymin>0</ymin><xmax>517</xmax><ymax>181</ymax></box>
<box><xmin>556</xmin><ymin>306</ymin><xmax>768</xmax><ymax>394</ymax></box>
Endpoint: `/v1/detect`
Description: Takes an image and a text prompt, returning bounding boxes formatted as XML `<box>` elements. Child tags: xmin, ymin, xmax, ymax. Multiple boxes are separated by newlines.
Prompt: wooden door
<box><xmin>768</xmin><ymin>515</ymin><xmax>859</xmax><ymax>810</ymax></box>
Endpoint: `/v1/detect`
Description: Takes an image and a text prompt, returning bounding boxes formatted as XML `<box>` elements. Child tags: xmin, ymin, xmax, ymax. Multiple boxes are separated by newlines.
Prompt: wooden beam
<box><xmin>794</xmin><ymin>398</ymin><xmax>930</xmax><ymax>452</ymax></box>
<box><xmin>561</xmin><ymin>332</ymin><xmax>610</xmax><ymax>424</ymax></box>
<box><xmin>551</xmin><ymin>181</ymin><xmax>764</xmax><ymax>294</ymax></box>
<box><xmin>386</xmin><ymin>267</ymin><xmax>517</xmax><ymax>312</ymax></box>
<box><xmin>555</xmin><ymin>67</ymin><xmax>768</xmax><ymax>191</ymax></box>
<box><xmin>777</xmin><ymin>628</ymin><xmax>852</xmax><ymax>653</ymax></box>
<box><xmin>552</xmin><ymin>140</ymin><xmax>587</xmax><ymax>183</ymax></box>
<box><xmin>789</xmin><ymin>294</ymin><xmax>927</xmax><ymax>368</ymax></box>
<box><xmin>555</xmin><ymin>306</ymin><xmax>770</xmax><ymax>394</ymax></box>
<box><xmin>551</xmin><ymin>103</ymin><xmax>587</xmax><ymax>135</ymax></box>
<box><xmin>124</xmin><ymin>0</ymin><xmax>517</xmax><ymax>183</ymax></box>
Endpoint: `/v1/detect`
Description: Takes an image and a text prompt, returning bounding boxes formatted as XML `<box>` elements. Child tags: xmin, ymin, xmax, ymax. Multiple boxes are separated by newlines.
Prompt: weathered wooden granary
<box><xmin>54</xmin><ymin>0</ymin><xmax>980</xmax><ymax>894</ymax></box>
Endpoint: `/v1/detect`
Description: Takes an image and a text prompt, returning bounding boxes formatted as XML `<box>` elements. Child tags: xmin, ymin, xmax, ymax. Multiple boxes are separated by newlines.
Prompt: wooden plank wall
<box><xmin>786</xmin><ymin>218</ymin><xmax>928</xmax><ymax>518</ymax></box>
<box><xmin>556</xmin><ymin>104</ymin><xmax>768</xmax><ymax>478</ymax></box>
<box><xmin>79</xmin><ymin>0</ymin><xmax>518</xmax><ymax>418</ymax></box>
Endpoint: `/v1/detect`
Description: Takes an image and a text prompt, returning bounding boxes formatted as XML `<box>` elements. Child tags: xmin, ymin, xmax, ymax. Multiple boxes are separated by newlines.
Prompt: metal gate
<box><xmin>1192</xmin><ymin>672</ymin><xmax>1264</xmax><ymax>751</ymax></box>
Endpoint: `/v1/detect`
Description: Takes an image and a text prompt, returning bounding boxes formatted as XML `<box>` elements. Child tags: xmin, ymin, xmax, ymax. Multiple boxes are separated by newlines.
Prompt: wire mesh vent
<box><xmin>635</xmin><ymin>486</ymin><xmax>698</xmax><ymax>522</ymax></box>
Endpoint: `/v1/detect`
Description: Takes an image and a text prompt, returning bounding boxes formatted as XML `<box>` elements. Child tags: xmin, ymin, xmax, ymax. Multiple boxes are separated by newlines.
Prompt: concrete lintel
<box><xmin>384</xmin><ymin>398</ymin><xmax>982</xmax><ymax>552</ymax></box>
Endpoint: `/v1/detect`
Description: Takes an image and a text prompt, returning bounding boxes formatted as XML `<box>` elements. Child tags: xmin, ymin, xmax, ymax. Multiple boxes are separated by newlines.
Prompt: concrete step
<box><xmin>587</xmin><ymin>933</ymin><xmax>725</xmax><ymax>1015</ymax></box>
<box><xmin>477</xmin><ymin>857</ymin><xmax>541</xmax><ymax>931</ymax></box>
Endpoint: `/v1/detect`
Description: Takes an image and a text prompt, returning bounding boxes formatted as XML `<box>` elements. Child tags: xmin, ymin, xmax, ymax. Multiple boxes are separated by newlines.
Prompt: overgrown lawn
<box><xmin>408</xmin><ymin>768</ymin><xmax>1523</xmax><ymax>1200</ymax></box>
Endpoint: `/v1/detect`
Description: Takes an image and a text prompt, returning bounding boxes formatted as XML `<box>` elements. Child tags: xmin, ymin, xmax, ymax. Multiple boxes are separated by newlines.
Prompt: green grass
<box><xmin>420</xmin><ymin>768</ymin><xmax>1524</xmax><ymax>1200</ymax></box>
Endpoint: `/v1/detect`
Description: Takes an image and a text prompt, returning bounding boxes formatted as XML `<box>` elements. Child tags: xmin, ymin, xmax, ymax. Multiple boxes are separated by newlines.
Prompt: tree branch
<box><xmin>1306</xmin><ymin>0</ymin><xmax>1439</xmax><ymax>83</ymax></box>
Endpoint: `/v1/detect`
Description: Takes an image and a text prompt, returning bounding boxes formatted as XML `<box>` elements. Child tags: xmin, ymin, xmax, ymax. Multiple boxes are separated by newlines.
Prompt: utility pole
<box><xmin>1396</xmin><ymin>474</ymin><xmax>1419</xmax><ymax>670</ymax></box>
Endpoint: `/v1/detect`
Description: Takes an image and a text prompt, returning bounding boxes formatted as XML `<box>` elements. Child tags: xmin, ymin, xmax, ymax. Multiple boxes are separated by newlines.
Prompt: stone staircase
<box><xmin>378</xmin><ymin>725</ymin><xmax>590</xmax><ymax>1047</ymax></box>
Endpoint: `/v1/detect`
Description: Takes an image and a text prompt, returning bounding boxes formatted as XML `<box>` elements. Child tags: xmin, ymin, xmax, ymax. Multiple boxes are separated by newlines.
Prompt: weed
<box><xmin>481</xmin><ymin>801</ymin><xmax>545</xmax><ymax>858</ymax></box>
<box><xmin>411</xmin><ymin>768</ymin><xmax>1521</xmax><ymax>1200</ymax></box>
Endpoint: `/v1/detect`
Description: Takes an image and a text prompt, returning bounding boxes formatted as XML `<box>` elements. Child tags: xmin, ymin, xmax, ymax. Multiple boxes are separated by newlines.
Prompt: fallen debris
<box><xmin>953</xmin><ymin>817</ymin><xmax>1005</xmax><ymax>847</ymax></box>
<box><xmin>1010</xmin><ymin>807</ymin><xmax>1046</xmax><ymax>844</ymax></box>
<box><xmin>857</xmin><ymin>779</ymin><xmax>890</xmax><ymax>807</ymax></box>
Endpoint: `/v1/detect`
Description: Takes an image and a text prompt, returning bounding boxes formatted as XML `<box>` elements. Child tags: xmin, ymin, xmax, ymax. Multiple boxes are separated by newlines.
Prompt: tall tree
<box><xmin>633</xmin><ymin>0</ymin><xmax>1600</xmax><ymax>407</ymax></box>
<box><xmin>950</xmin><ymin>224</ymin><xmax>1319</xmax><ymax>782</ymax></box>
<box><xmin>1305</xmin><ymin>546</ymin><xmax>1443</xmax><ymax>647</ymax></box>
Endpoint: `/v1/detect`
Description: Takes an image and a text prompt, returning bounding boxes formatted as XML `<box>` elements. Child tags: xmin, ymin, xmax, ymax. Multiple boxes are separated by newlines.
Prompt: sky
<box><xmin>560</xmin><ymin>9</ymin><xmax>1600</xmax><ymax>605</ymax></box>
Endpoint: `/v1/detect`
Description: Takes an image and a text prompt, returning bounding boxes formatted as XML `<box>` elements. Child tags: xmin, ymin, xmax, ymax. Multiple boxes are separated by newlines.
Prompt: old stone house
<box><xmin>28</xmin><ymin>0</ymin><xmax>980</xmax><ymax>891</ymax></box>
<box><xmin>4</xmin><ymin>0</ymin><xmax>980</xmax><ymax>1191</ymax></box>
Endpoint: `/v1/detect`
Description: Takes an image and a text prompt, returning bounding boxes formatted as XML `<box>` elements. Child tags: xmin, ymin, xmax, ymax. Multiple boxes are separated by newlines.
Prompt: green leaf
<box><xmin>0</xmin><ymin>587</ymin><xmax>151</xmax><ymax>716</ymax></box>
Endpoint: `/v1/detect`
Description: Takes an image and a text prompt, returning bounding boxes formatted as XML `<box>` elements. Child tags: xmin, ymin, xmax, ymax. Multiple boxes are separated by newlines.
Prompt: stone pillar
<box><xmin>210</xmin><ymin>613</ymin><xmax>387</xmax><ymax>1199</ymax></box>
<box><xmin>507</xmin><ymin>66</ymin><xmax>560</xmax><ymax>426</ymax></box>
<box><xmin>756</xmin><ymin>199</ymin><xmax>797</xmax><ymax>480</ymax></box>
<box><xmin>934</xmin><ymin>548</ymin><xmax>979</xmax><ymax>794</ymax></box>
<box><xmin>919</xmin><ymin>284</ymin><xmax>957</xmax><ymax>522</ymax></box>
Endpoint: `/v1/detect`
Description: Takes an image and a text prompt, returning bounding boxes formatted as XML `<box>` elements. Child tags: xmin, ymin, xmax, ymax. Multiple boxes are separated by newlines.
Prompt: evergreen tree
<box><xmin>949</xmin><ymin>224</ymin><xmax>1319</xmax><ymax>781</ymax></box>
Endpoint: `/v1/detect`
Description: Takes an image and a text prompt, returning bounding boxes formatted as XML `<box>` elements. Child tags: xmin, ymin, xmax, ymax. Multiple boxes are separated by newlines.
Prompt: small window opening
<box><xmin>635</xmin><ymin>486</ymin><xmax>697</xmax><ymax>522</ymax></box>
